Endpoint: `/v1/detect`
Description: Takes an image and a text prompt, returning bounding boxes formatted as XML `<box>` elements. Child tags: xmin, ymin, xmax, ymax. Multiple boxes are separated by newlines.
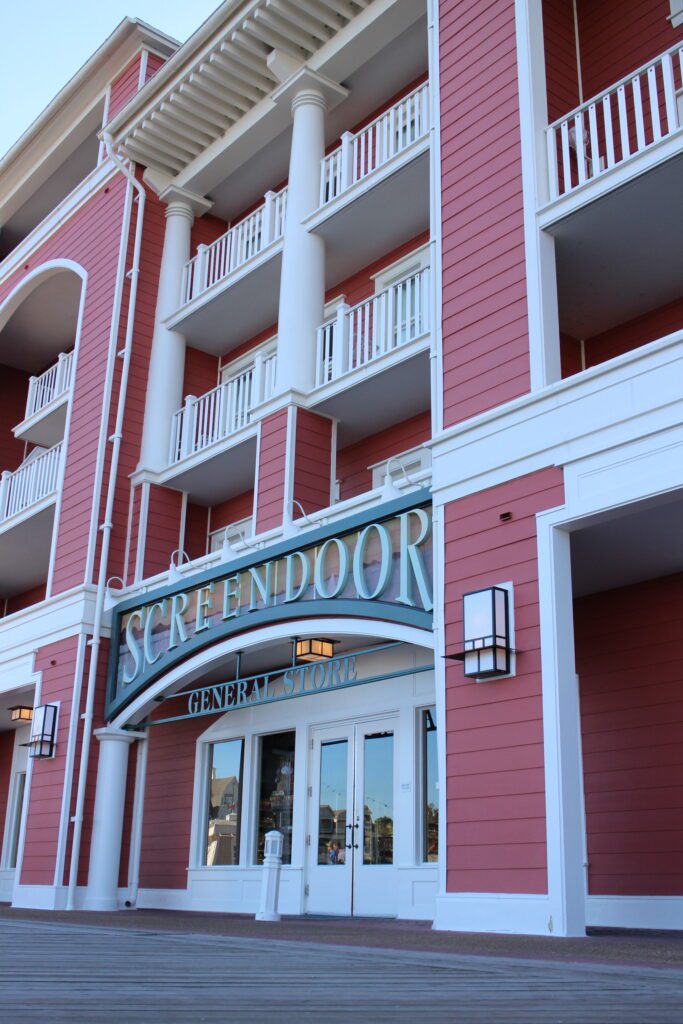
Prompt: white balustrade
<box><xmin>169</xmin><ymin>348</ymin><xmax>278</xmax><ymax>464</ymax></box>
<box><xmin>0</xmin><ymin>443</ymin><xmax>62</xmax><ymax>523</ymax></box>
<box><xmin>320</xmin><ymin>82</ymin><xmax>430</xmax><ymax>205</ymax></box>
<box><xmin>25</xmin><ymin>351</ymin><xmax>74</xmax><ymax>420</ymax></box>
<box><xmin>181</xmin><ymin>187</ymin><xmax>288</xmax><ymax>304</ymax></box>
<box><xmin>547</xmin><ymin>43</ymin><xmax>683</xmax><ymax>199</ymax></box>
<box><xmin>315</xmin><ymin>268</ymin><xmax>429</xmax><ymax>387</ymax></box>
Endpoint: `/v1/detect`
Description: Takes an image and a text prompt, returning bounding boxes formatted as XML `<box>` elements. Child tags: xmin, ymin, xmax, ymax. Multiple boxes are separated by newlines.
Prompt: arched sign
<box><xmin>105</xmin><ymin>491</ymin><xmax>433</xmax><ymax>720</ymax></box>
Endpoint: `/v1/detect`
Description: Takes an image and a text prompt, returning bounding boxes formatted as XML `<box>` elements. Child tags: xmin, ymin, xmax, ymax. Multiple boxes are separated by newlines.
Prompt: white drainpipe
<box><xmin>66</xmin><ymin>137</ymin><xmax>146</xmax><ymax>910</ymax></box>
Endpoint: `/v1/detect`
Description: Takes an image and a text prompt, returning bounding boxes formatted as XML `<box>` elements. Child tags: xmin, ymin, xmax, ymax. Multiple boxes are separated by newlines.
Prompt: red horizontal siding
<box><xmin>183</xmin><ymin>346</ymin><xmax>218</xmax><ymax>398</ymax></box>
<box><xmin>444</xmin><ymin>467</ymin><xmax>565</xmax><ymax>895</ymax></box>
<box><xmin>542</xmin><ymin>0</ymin><xmax>580</xmax><ymax>123</ymax></box>
<box><xmin>144</xmin><ymin>52</ymin><xmax>167</xmax><ymax>85</ymax></box>
<box><xmin>293</xmin><ymin>409</ymin><xmax>332</xmax><ymax>515</ymax></box>
<box><xmin>139</xmin><ymin>714</ymin><xmax>213</xmax><ymax>889</ymax></box>
<box><xmin>184</xmin><ymin>502</ymin><xmax>209</xmax><ymax>561</ymax></box>
<box><xmin>337</xmin><ymin>412</ymin><xmax>431</xmax><ymax>501</ymax></box>
<box><xmin>585</xmin><ymin>296</ymin><xmax>683</xmax><ymax>368</ymax></box>
<box><xmin>211</xmin><ymin>490</ymin><xmax>254</xmax><ymax>532</ymax></box>
<box><xmin>107</xmin><ymin>56</ymin><xmax>143</xmax><ymax>122</ymax></box>
<box><xmin>4</xmin><ymin>583</ymin><xmax>46</xmax><ymax>616</ymax></box>
<box><xmin>577</xmin><ymin>0</ymin><xmax>683</xmax><ymax>102</ymax></box>
<box><xmin>255</xmin><ymin>410</ymin><xmax>288</xmax><ymax>533</ymax></box>
<box><xmin>575</xmin><ymin>573</ymin><xmax>683</xmax><ymax>896</ymax></box>
<box><xmin>144</xmin><ymin>485</ymin><xmax>182</xmax><ymax>579</ymax></box>
<box><xmin>440</xmin><ymin>0</ymin><xmax>530</xmax><ymax>429</ymax></box>
<box><xmin>21</xmin><ymin>636</ymin><xmax>81</xmax><ymax>885</ymax></box>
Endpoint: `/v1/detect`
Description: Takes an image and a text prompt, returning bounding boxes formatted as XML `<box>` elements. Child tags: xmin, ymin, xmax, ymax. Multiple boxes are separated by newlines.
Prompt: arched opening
<box><xmin>115</xmin><ymin>619</ymin><xmax>438</xmax><ymax>921</ymax></box>
<box><xmin>0</xmin><ymin>263</ymin><xmax>86</xmax><ymax>606</ymax></box>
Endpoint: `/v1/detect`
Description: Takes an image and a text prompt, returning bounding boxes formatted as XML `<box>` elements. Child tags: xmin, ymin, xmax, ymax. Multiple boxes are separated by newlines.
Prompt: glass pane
<box><xmin>318</xmin><ymin>740</ymin><xmax>348</xmax><ymax>865</ymax></box>
<box><xmin>423</xmin><ymin>709</ymin><xmax>439</xmax><ymax>863</ymax></box>
<box><xmin>205</xmin><ymin>740</ymin><xmax>243</xmax><ymax>866</ymax></box>
<box><xmin>363</xmin><ymin>732</ymin><xmax>394</xmax><ymax>865</ymax></box>
<box><xmin>8</xmin><ymin>772</ymin><xmax>25</xmax><ymax>869</ymax></box>
<box><xmin>256</xmin><ymin>731</ymin><xmax>296</xmax><ymax>865</ymax></box>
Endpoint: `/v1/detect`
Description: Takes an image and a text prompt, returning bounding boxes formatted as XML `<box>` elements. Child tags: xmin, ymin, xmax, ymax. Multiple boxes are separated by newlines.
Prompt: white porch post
<box><xmin>273</xmin><ymin>68</ymin><xmax>347</xmax><ymax>395</ymax></box>
<box><xmin>138</xmin><ymin>185</ymin><xmax>211</xmax><ymax>473</ymax></box>
<box><xmin>537</xmin><ymin>515</ymin><xmax>586</xmax><ymax>936</ymax></box>
<box><xmin>84</xmin><ymin>729</ymin><xmax>142</xmax><ymax>911</ymax></box>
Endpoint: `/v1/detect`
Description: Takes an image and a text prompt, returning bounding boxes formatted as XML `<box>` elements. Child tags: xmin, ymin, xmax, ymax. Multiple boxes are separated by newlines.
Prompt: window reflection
<box><xmin>363</xmin><ymin>732</ymin><xmax>394</xmax><ymax>865</ymax></box>
<box><xmin>423</xmin><ymin>709</ymin><xmax>438</xmax><ymax>863</ymax></box>
<box><xmin>318</xmin><ymin>740</ymin><xmax>348</xmax><ymax>865</ymax></box>
<box><xmin>205</xmin><ymin>739</ymin><xmax>244</xmax><ymax>866</ymax></box>
<box><xmin>256</xmin><ymin>731</ymin><xmax>296</xmax><ymax>865</ymax></box>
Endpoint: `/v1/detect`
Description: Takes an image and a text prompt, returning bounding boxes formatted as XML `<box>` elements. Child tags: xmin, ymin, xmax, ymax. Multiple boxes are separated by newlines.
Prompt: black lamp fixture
<box><xmin>448</xmin><ymin>586</ymin><xmax>512</xmax><ymax>679</ymax></box>
<box><xmin>295</xmin><ymin>638</ymin><xmax>336</xmax><ymax>663</ymax></box>
<box><xmin>24</xmin><ymin>703</ymin><xmax>58</xmax><ymax>758</ymax></box>
<box><xmin>9</xmin><ymin>705</ymin><xmax>33</xmax><ymax>724</ymax></box>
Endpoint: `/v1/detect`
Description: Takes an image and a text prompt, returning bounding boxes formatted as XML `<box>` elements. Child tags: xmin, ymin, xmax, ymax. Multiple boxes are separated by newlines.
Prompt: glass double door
<box><xmin>305</xmin><ymin>717</ymin><xmax>398</xmax><ymax>917</ymax></box>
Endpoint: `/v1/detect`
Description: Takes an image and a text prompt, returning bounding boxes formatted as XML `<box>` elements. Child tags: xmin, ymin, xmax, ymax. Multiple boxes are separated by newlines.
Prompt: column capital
<box><xmin>159</xmin><ymin>185</ymin><xmax>212</xmax><ymax>221</ymax></box>
<box><xmin>94</xmin><ymin>727</ymin><xmax>145</xmax><ymax>745</ymax></box>
<box><xmin>272</xmin><ymin>67</ymin><xmax>348</xmax><ymax>117</ymax></box>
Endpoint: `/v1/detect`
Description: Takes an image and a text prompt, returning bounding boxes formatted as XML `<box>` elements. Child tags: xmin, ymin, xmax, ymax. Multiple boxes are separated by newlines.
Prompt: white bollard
<box><xmin>256</xmin><ymin>830</ymin><xmax>283</xmax><ymax>922</ymax></box>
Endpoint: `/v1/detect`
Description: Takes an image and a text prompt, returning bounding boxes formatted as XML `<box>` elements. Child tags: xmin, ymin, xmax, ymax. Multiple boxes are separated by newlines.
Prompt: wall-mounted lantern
<box><xmin>24</xmin><ymin>703</ymin><xmax>58</xmax><ymax>758</ymax></box>
<box><xmin>295</xmin><ymin>638</ymin><xmax>336</xmax><ymax>663</ymax></box>
<box><xmin>449</xmin><ymin>586</ymin><xmax>512</xmax><ymax>679</ymax></box>
<box><xmin>9</xmin><ymin>705</ymin><xmax>33</xmax><ymax>724</ymax></box>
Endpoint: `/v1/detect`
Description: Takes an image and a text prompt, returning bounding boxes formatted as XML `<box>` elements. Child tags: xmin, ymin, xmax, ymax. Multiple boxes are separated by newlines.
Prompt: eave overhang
<box><xmin>104</xmin><ymin>0</ymin><xmax>371</xmax><ymax>177</ymax></box>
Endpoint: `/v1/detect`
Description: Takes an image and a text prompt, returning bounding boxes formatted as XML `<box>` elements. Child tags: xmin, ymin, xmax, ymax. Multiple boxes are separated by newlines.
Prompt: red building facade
<box><xmin>0</xmin><ymin>0</ymin><xmax>682</xmax><ymax>935</ymax></box>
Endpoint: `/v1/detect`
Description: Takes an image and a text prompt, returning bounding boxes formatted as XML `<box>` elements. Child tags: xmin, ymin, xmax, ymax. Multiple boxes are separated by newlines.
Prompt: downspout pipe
<box><xmin>66</xmin><ymin>137</ymin><xmax>146</xmax><ymax>910</ymax></box>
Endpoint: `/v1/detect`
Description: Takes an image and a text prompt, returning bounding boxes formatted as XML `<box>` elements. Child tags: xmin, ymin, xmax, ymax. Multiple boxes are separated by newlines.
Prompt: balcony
<box><xmin>308</xmin><ymin>82</ymin><xmax>431</xmax><ymax>285</ymax></box>
<box><xmin>0</xmin><ymin>443</ymin><xmax>62</xmax><ymax>596</ymax></box>
<box><xmin>543</xmin><ymin>43</ymin><xmax>683</xmax><ymax>341</ymax></box>
<box><xmin>311</xmin><ymin>267</ymin><xmax>431</xmax><ymax>444</ymax></box>
<box><xmin>546</xmin><ymin>43</ymin><xmax>683</xmax><ymax>206</ymax></box>
<box><xmin>169</xmin><ymin>188</ymin><xmax>288</xmax><ymax>353</ymax></box>
<box><xmin>13</xmin><ymin>351</ymin><xmax>74</xmax><ymax>447</ymax></box>
<box><xmin>162</xmin><ymin>347</ymin><xmax>277</xmax><ymax>502</ymax></box>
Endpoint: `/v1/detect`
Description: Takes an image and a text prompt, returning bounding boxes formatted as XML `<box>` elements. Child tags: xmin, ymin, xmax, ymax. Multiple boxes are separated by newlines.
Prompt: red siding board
<box><xmin>575</xmin><ymin>572</ymin><xmax>683</xmax><ymax>897</ymax></box>
<box><xmin>255</xmin><ymin>411</ymin><xmax>288</xmax><ymax>533</ymax></box>
<box><xmin>336</xmin><ymin>412</ymin><xmax>431</xmax><ymax>501</ymax></box>
<box><xmin>444</xmin><ymin>467</ymin><xmax>564</xmax><ymax>895</ymax></box>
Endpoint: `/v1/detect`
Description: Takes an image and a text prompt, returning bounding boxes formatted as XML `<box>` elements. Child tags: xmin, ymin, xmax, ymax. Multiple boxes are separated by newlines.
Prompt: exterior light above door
<box><xmin>9</xmin><ymin>705</ymin><xmax>33</xmax><ymax>724</ymax></box>
<box><xmin>295</xmin><ymin>638</ymin><xmax>336</xmax><ymax>662</ymax></box>
<box><xmin>448</xmin><ymin>586</ymin><xmax>512</xmax><ymax>679</ymax></box>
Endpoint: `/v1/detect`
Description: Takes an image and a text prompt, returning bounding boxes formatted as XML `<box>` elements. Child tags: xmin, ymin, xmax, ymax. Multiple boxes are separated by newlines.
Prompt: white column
<box><xmin>138</xmin><ymin>186</ymin><xmax>211</xmax><ymax>473</ymax></box>
<box><xmin>273</xmin><ymin>68</ymin><xmax>347</xmax><ymax>396</ymax></box>
<box><xmin>84</xmin><ymin>729</ymin><xmax>140</xmax><ymax>911</ymax></box>
<box><xmin>537</xmin><ymin>515</ymin><xmax>586</xmax><ymax>936</ymax></box>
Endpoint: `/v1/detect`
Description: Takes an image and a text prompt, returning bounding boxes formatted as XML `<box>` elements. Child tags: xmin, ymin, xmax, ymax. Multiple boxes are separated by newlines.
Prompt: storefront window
<box><xmin>255</xmin><ymin>730</ymin><xmax>296</xmax><ymax>865</ymax></box>
<box><xmin>204</xmin><ymin>739</ymin><xmax>244</xmax><ymax>866</ymax></box>
<box><xmin>422</xmin><ymin>708</ymin><xmax>438</xmax><ymax>863</ymax></box>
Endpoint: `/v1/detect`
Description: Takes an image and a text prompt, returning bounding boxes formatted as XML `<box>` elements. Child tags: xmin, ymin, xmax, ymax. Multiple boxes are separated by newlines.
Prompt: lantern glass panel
<box><xmin>463</xmin><ymin>589</ymin><xmax>494</xmax><ymax>648</ymax></box>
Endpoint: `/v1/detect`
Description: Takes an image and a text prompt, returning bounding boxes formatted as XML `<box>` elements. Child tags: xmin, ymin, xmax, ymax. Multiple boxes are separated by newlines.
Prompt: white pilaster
<box><xmin>84</xmin><ymin>729</ymin><xmax>141</xmax><ymax>911</ymax></box>
<box><xmin>537</xmin><ymin>514</ymin><xmax>586</xmax><ymax>937</ymax></box>
<box><xmin>138</xmin><ymin>186</ymin><xmax>211</xmax><ymax>473</ymax></box>
<box><xmin>273</xmin><ymin>68</ymin><xmax>347</xmax><ymax>395</ymax></box>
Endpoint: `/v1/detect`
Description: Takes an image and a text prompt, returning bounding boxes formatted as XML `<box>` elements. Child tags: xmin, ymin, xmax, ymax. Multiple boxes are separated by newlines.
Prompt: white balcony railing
<box><xmin>169</xmin><ymin>348</ymin><xmax>277</xmax><ymax>464</ymax></box>
<box><xmin>181</xmin><ymin>187</ymin><xmax>288</xmax><ymax>305</ymax></box>
<box><xmin>315</xmin><ymin>268</ymin><xmax>430</xmax><ymax>387</ymax></box>
<box><xmin>24</xmin><ymin>351</ymin><xmax>74</xmax><ymax>421</ymax></box>
<box><xmin>320</xmin><ymin>81</ymin><xmax>430</xmax><ymax>206</ymax></box>
<box><xmin>0</xmin><ymin>443</ymin><xmax>62</xmax><ymax>523</ymax></box>
<box><xmin>547</xmin><ymin>43</ymin><xmax>683</xmax><ymax>199</ymax></box>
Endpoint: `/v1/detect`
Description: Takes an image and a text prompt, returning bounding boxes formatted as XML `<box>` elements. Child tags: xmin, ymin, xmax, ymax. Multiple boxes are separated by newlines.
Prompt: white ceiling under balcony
<box><xmin>0</xmin><ymin>505</ymin><xmax>55</xmax><ymax>597</ymax></box>
<box><xmin>0</xmin><ymin>274</ymin><xmax>82</xmax><ymax>373</ymax></box>
<box><xmin>109</xmin><ymin>0</ymin><xmax>374</xmax><ymax>178</ymax></box>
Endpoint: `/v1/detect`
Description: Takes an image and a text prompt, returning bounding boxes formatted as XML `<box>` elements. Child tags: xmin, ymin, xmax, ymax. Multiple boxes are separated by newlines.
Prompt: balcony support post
<box><xmin>26</xmin><ymin>377</ymin><xmax>37</xmax><ymax>420</ymax></box>
<box><xmin>0</xmin><ymin>470</ymin><xmax>10</xmax><ymax>521</ymax></box>
<box><xmin>332</xmin><ymin>303</ymin><xmax>350</xmax><ymax>380</ymax></box>
<box><xmin>340</xmin><ymin>131</ymin><xmax>354</xmax><ymax>190</ymax></box>
<box><xmin>262</xmin><ymin>191</ymin><xmax>277</xmax><ymax>246</ymax></box>
<box><xmin>180</xmin><ymin>395</ymin><xmax>197</xmax><ymax>459</ymax></box>
<box><xmin>194</xmin><ymin>244</ymin><xmax>209</xmax><ymax>297</ymax></box>
<box><xmin>252</xmin><ymin>350</ymin><xmax>265</xmax><ymax>405</ymax></box>
<box><xmin>273</xmin><ymin>68</ymin><xmax>348</xmax><ymax>395</ymax></box>
<box><xmin>138</xmin><ymin>185</ymin><xmax>211</xmax><ymax>474</ymax></box>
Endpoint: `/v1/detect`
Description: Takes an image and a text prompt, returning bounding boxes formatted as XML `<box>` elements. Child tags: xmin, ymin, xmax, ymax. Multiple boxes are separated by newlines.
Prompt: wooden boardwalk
<box><xmin>0</xmin><ymin>918</ymin><xmax>682</xmax><ymax>1022</ymax></box>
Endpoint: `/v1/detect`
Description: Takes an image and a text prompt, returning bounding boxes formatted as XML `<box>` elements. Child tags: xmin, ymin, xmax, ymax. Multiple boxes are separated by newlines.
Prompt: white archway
<box><xmin>111</xmin><ymin>616</ymin><xmax>434</xmax><ymax>730</ymax></box>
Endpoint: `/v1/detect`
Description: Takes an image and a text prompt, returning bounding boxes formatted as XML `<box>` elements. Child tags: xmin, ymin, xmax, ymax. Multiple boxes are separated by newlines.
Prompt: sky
<box><xmin>0</xmin><ymin>0</ymin><xmax>222</xmax><ymax>159</ymax></box>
